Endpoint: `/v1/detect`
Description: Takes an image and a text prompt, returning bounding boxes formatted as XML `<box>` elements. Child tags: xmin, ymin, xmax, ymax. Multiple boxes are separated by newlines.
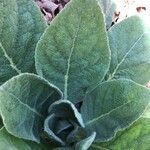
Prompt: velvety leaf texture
<box><xmin>99</xmin><ymin>0</ymin><xmax>116</xmax><ymax>29</ymax></box>
<box><xmin>44</xmin><ymin>100</ymin><xmax>84</xmax><ymax>145</ymax></box>
<box><xmin>0</xmin><ymin>0</ymin><xmax>47</xmax><ymax>83</ymax></box>
<box><xmin>91</xmin><ymin>118</ymin><xmax>150</xmax><ymax>150</ymax></box>
<box><xmin>107</xmin><ymin>118</ymin><xmax>150</xmax><ymax>150</ymax></box>
<box><xmin>48</xmin><ymin>100</ymin><xmax>84</xmax><ymax>127</ymax></box>
<box><xmin>0</xmin><ymin>73</ymin><xmax>62</xmax><ymax>142</ymax></box>
<box><xmin>75</xmin><ymin>132</ymin><xmax>96</xmax><ymax>150</ymax></box>
<box><xmin>107</xmin><ymin>15</ymin><xmax>150</xmax><ymax>85</ymax></box>
<box><xmin>0</xmin><ymin>44</ymin><xmax>17</xmax><ymax>85</ymax></box>
<box><xmin>143</xmin><ymin>105</ymin><xmax>150</xmax><ymax>118</ymax></box>
<box><xmin>35</xmin><ymin>0</ymin><xmax>110</xmax><ymax>102</ymax></box>
<box><xmin>81</xmin><ymin>79</ymin><xmax>150</xmax><ymax>142</ymax></box>
<box><xmin>0</xmin><ymin>127</ymin><xmax>50</xmax><ymax>150</ymax></box>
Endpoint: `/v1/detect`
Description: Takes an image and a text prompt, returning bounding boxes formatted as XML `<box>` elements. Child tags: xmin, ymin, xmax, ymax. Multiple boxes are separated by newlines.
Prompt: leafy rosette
<box><xmin>0</xmin><ymin>74</ymin><xmax>89</xmax><ymax>147</ymax></box>
<box><xmin>0</xmin><ymin>0</ymin><xmax>150</xmax><ymax>149</ymax></box>
<box><xmin>43</xmin><ymin>100</ymin><xmax>84</xmax><ymax>146</ymax></box>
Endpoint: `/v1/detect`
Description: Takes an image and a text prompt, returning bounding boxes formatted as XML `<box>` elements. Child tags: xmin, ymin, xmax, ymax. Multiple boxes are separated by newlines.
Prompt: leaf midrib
<box><xmin>85</xmin><ymin>100</ymin><xmax>140</xmax><ymax>126</ymax></box>
<box><xmin>1</xmin><ymin>89</ymin><xmax>44</xmax><ymax>118</ymax></box>
<box><xmin>0</xmin><ymin>43</ymin><xmax>21</xmax><ymax>74</ymax></box>
<box><xmin>64</xmin><ymin>19</ymin><xmax>81</xmax><ymax>99</ymax></box>
<box><xmin>108</xmin><ymin>33</ymin><xmax>144</xmax><ymax>80</ymax></box>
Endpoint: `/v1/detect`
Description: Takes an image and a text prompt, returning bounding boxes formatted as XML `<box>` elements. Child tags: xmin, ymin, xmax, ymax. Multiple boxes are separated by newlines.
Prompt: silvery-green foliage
<box><xmin>0</xmin><ymin>0</ymin><xmax>150</xmax><ymax>149</ymax></box>
<box><xmin>0</xmin><ymin>0</ymin><xmax>47</xmax><ymax>85</ymax></box>
<box><xmin>99</xmin><ymin>0</ymin><xmax>116</xmax><ymax>29</ymax></box>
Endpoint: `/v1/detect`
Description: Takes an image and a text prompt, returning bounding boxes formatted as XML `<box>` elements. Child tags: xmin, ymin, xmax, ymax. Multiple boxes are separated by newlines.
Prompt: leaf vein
<box><xmin>64</xmin><ymin>19</ymin><xmax>81</xmax><ymax>99</ymax></box>
<box><xmin>108</xmin><ymin>33</ymin><xmax>144</xmax><ymax>80</ymax></box>
<box><xmin>85</xmin><ymin>100</ymin><xmax>136</xmax><ymax>126</ymax></box>
<box><xmin>2</xmin><ymin>89</ymin><xmax>44</xmax><ymax>118</ymax></box>
<box><xmin>0</xmin><ymin>43</ymin><xmax>21</xmax><ymax>74</ymax></box>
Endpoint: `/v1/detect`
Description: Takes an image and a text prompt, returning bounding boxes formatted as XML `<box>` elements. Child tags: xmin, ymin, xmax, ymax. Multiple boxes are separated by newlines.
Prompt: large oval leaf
<box><xmin>0</xmin><ymin>0</ymin><xmax>47</xmax><ymax>83</ymax></box>
<box><xmin>81</xmin><ymin>79</ymin><xmax>150</xmax><ymax>142</ymax></box>
<box><xmin>0</xmin><ymin>73</ymin><xmax>62</xmax><ymax>142</ymax></box>
<box><xmin>107</xmin><ymin>15</ymin><xmax>150</xmax><ymax>85</ymax></box>
<box><xmin>91</xmin><ymin>118</ymin><xmax>150</xmax><ymax>150</ymax></box>
<box><xmin>0</xmin><ymin>127</ymin><xmax>50</xmax><ymax>150</ymax></box>
<box><xmin>35</xmin><ymin>0</ymin><xmax>110</xmax><ymax>102</ymax></box>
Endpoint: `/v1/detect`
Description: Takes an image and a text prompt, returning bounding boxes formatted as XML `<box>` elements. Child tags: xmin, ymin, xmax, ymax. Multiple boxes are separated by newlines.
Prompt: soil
<box><xmin>34</xmin><ymin>0</ymin><xmax>149</xmax><ymax>25</ymax></box>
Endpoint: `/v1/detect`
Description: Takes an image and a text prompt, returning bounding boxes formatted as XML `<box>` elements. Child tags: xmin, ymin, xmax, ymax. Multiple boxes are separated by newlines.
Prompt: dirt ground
<box><xmin>34</xmin><ymin>0</ymin><xmax>150</xmax><ymax>24</ymax></box>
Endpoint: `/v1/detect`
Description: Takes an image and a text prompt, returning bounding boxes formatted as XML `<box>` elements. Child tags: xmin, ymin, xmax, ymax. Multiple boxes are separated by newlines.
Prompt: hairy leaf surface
<box><xmin>75</xmin><ymin>132</ymin><xmax>96</xmax><ymax>150</ymax></box>
<box><xmin>44</xmin><ymin>100</ymin><xmax>84</xmax><ymax>145</ymax></box>
<box><xmin>108</xmin><ymin>16</ymin><xmax>150</xmax><ymax>85</ymax></box>
<box><xmin>48</xmin><ymin>100</ymin><xmax>84</xmax><ymax>127</ymax></box>
<box><xmin>81</xmin><ymin>79</ymin><xmax>150</xmax><ymax>142</ymax></box>
<box><xmin>91</xmin><ymin>118</ymin><xmax>150</xmax><ymax>150</ymax></box>
<box><xmin>0</xmin><ymin>127</ymin><xmax>50</xmax><ymax>150</ymax></box>
<box><xmin>35</xmin><ymin>0</ymin><xmax>110</xmax><ymax>102</ymax></box>
<box><xmin>0</xmin><ymin>0</ymin><xmax>47</xmax><ymax>84</ymax></box>
<box><xmin>99</xmin><ymin>0</ymin><xmax>116</xmax><ymax>29</ymax></box>
<box><xmin>0</xmin><ymin>73</ymin><xmax>62</xmax><ymax>142</ymax></box>
<box><xmin>0</xmin><ymin>44</ymin><xmax>17</xmax><ymax>85</ymax></box>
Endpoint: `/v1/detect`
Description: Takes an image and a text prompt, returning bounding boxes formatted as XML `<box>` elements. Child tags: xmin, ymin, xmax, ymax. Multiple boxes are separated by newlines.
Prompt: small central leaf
<box><xmin>44</xmin><ymin>100</ymin><xmax>84</xmax><ymax>146</ymax></box>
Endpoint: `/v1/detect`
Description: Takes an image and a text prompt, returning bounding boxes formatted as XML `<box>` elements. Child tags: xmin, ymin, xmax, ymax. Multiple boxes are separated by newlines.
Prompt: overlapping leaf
<box><xmin>107</xmin><ymin>16</ymin><xmax>150</xmax><ymax>85</ymax></box>
<box><xmin>48</xmin><ymin>100</ymin><xmax>84</xmax><ymax>127</ymax></box>
<box><xmin>0</xmin><ymin>73</ymin><xmax>62</xmax><ymax>142</ymax></box>
<box><xmin>75</xmin><ymin>132</ymin><xmax>96</xmax><ymax>150</ymax></box>
<box><xmin>44</xmin><ymin>100</ymin><xmax>84</xmax><ymax>145</ymax></box>
<box><xmin>90</xmin><ymin>118</ymin><xmax>150</xmax><ymax>150</ymax></box>
<box><xmin>35</xmin><ymin>0</ymin><xmax>110</xmax><ymax>102</ymax></box>
<box><xmin>0</xmin><ymin>44</ymin><xmax>17</xmax><ymax>85</ymax></box>
<box><xmin>0</xmin><ymin>127</ymin><xmax>50</xmax><ymax>150</ymax></box>
<box><xmin>81</xmin><ymin>79</ymin><xmax>150</xmax><ymax>142</ymax></box>
<box><xmin>0</xmin><ymin>0</ymin><xmax>47</xmax><ymax>85</ymax></box>
<box><xmin>99</xmin><ymin>0</ymin><xmax>116</xmax><ymax>29</ymax></box>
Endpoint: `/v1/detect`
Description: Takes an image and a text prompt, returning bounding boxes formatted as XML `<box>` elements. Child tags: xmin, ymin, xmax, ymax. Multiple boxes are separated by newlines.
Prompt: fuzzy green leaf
<box><xmin>35</xmin><ymin>0</ymin><xmax>110</xmax><ymax>102</ymax></box>
<box><xmin>0</xmin><ymin>44</ymin><xmax>17</xmax><ymax>85</ymax></box>
<box><xmin>44</xmin><ymin>100</ymin><xmax>84</xmax><ymax>145</ymax></box>
<box><xmin>91</xmin><ymin>118</ymin><xmax>150</xmax><ymax>150</ymax></box>
<box><xmin>107</xmin><ymin>16</ymin><xmax>150</xmax><ymax>85</ymax></box>
<box><xmin>81</xmin><ymin>79</ymin><xmax>150</xmax><ymax>142</ymax></box>
<box><xmin>48</xmin><ymin>100</ymin><xmax>84</xmax><ymax>127</ymax></box>
<box><xmin>0</xmin><ymin>127</ymin><xmax>50</xmax><ymax>150</ymax></box>
<box><xmin>0</xmin><ymin>73</ymin><xmax>62</xmax><ymax>142</ymax></box>
<box><xmin>0</xmin><ymin>0</ymin><xmax>47</xmax><ymax>84</ymax></box>
<box><xmin>143</xmin><ymin>105</ymin><xmax>150</xmax><ymax>118</ymax></box>
<box><xmin>75</xmin><ymin>132</ymin><xmax>96</xmax><ymax>150</ymax></box>
<box><xmin>44</xmin><ymin>114</ymin><xmax>67</xmax><ymax>146</ymax></box>
<box><xmin>99</xmin><ymin>0</ymin><xmax>116</xmax><ymax>29</ymax></box>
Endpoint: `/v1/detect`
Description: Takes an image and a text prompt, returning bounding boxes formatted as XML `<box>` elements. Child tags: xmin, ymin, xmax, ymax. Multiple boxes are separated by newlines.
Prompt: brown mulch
<box><xmin>35</xmin><ymin>0</ymin><xmax>69</xmax><ymax>23</ymax></box>
<box><xmin>34</xmin><ymin>0</ymin><xmax>149</xmax><ymax>24</ymax></box>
